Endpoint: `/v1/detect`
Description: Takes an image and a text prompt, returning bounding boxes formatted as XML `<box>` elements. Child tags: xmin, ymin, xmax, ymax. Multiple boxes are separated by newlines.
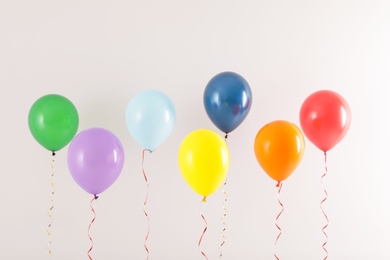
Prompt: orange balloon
<box><xmin>254</xmin><ymin>120</ymin><xmax>305</xmax><ymax>184</ymax></box>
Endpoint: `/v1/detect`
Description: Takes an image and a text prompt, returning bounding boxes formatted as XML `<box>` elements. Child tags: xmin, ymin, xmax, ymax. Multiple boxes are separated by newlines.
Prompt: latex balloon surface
<box><xmin>204</xmin><ymin>72</ymin><xmax>252</xmax><ymax>133</ymax></box>
<box><xmin>178</xmin><ymin>129</ymin><xmax>230</xmax><ymax>197</ymax></box>
<box><xmin>126</xmin><ymin>89</ymin><xmax>176</xmax><ymax>151</ymax></box>
<box><xmin>300</xmin><ymin>90</ymin><xmax>351</xmax><ymax>152</ymax></box>
<box><xmin>67</xmin><ymin>128</ymin><xmax>124</xmax><ymax>195</ymax></box>
<box><xmin>254</xmin><ymin>120</ymin><xmax>305</xmax><ymax>184</ymax></box>
<box><xmin>28</xmin><ymin>94</ymin><xmax>79</xmax><ymax>152</ymax></box>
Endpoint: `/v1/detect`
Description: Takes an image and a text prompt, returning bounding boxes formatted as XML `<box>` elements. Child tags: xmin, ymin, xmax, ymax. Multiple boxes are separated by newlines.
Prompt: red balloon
<box><xmin>299</xmin><ymin>90</ymin><xmax>351</xmax><ymax>152</ymax></box>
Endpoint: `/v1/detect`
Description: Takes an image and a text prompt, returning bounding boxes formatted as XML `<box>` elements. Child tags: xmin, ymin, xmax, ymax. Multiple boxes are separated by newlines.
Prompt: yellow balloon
<box><xmin>178</xmin><ymin>129</ymin><xmax>230</xmax><ymax>198</ymax></box>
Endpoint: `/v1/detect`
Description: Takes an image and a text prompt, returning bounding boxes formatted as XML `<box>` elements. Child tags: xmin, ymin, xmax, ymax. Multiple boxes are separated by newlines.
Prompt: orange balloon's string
<box><xmin>88</xmin><ymin>195</ymin><xmax>98</xmax><ymax>260</ymax></box>
<box><xmin>199</xmin><ymin>197</ymin><xmax>208</xmax><ymax>260</ymax></box>
<box><xmin>219</xmin><ymin>134</ymin><xmax>229</xmax><ymax>259</ymax></box>
<box><xmin>142</xmin><ymin>149</ymin><xmax>151</xmax><ymax>260</ymax></box>
<box><xmin>47</xmin><ymin>152</ymin><xmax>56</xmax><ymax>258</ymax></box>
<box><xmin>274</xmin><ymin>182</ymin><xmax>284</xmax><ymax>260</ymax></box>
<box><xmin>321</xmin><ymin>152</ymin><xmax>329</xmax><ymax>260</ymax></box>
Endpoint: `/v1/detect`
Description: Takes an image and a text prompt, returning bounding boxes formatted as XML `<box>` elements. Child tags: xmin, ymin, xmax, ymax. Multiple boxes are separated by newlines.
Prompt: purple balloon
<box><xmin>67</xmin><ymin>128</ymin><xmax>125</xmax><ymax>195</ymax></box>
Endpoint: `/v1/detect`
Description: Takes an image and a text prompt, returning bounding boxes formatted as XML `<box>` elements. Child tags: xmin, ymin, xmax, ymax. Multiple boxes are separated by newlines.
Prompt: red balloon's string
<box><xmin>88</xmin><ymin>195</ymin><xmax>98</xmax><ymax>260</ymax></box>
<box><xmin>142</xmin><ymin>149</ymin><xmax>151</xmax><ymax>260</ymax></box>
<box><xmin>321</xmin><ymin>152</ymin><xmax>329</xmax><ymax>260</ymax></box>
<box><xmin>274</xmin><ymin>182</ymin><xmax>284</xmax><ymax>260</ymax></box>
<box><xmin>199</xmin><ymin>197</ymin><xmax>208</xmax><ymax>260</ymax></box>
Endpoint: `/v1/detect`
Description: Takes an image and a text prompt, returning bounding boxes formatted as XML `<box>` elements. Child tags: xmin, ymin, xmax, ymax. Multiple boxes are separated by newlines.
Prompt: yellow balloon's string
<box><xmin>46</xmin><ymin>152</ymin><xmax>56</xmax><ymax>258</ymax></box>
<box><xmin>199</xmin><ymin>197</ymin><xmax>208</xmax><ymax>260</ymax></box>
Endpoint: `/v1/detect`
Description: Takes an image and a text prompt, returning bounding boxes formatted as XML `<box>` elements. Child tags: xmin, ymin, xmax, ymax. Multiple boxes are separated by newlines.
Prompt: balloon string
<box><xmin>274</xmin><ymin>182</ymin><xmax>284</xmax><ymax>260</ymax></box>
<box><xmin>219</xmin><ymin>133</ymin><xmax>228</xmax><ymax>259</ymax></box>
<box><xmin>88</xmin><ymin>195</ymin><xmax>98</xmax><ymax>260</ymax></box>
<box><xmin>46</xmin><ymin>152</ymin><xmax>56</xmax><ymax>258</ymax></box>
<box><xmin>199</xmin><ymin>197</ymin><xmax>208</xmax><ymax>260</ymax></box>
<box><xmin>321</xmin><ymin>152</ymin><xmax>329</xmax><ymax>260</ymax></box>
<box><xmin>142</xmin><ymin>149</ymin><xmax>151</xmax><ymax>260</ymax></box>
<box><xmin>219</xmin><ymin>177</ymin><xmax>228</xmax><ymax>259</ymax></box>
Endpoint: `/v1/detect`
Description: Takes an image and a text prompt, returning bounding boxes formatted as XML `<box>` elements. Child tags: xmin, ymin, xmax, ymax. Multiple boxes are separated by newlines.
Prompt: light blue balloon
<box><xmin>126</xmin><ymin>90</ymin><xmax>176</xmax><ymax>151</ymax></box>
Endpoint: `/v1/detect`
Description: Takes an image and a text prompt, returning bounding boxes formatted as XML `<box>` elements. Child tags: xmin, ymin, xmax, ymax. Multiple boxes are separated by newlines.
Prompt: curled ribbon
<box><xmin>142</xmin><ymin>149</ymin><xmax>151</xmax><ymax>260</ymax></box>
<box><xmin>199</xmin><ymin>197</ymin><xmax>209</xmax><ymax>260</ymax></box>
<box><xmin>88</xmin><ymin>195</ymin><xmax>98</xmax><ymax>260</ymax></box>
<box><xmin>321</xmin><ymin>152</ymin><xmax>329</xmax><ymax>260</ymax></box>
<box><xmin>274</xmin><ymin>182</ymin><xmax>284</xmax><ymax>260</ymax></box>
<box><xmin>46</xmin><ymin>151</ymin><xmax>56</xmax><ymax>258</ymax></box>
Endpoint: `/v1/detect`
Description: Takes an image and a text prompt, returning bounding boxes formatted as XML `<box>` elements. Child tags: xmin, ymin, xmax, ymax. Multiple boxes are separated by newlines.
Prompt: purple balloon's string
<box><xmin>321</xmin><ymin>152</ymin><xmax>329</xmax><ymax>260</ymax></box>
<box><xmin>47</xmin><ymin>152</ymin><xmax>56</xmax><ymax>258</ymax></box>
<box><xmin>219</xmin><ymin>134</ymin><xmax>229</xmax><ymax>259</ymax></box>
<box><xmin>88</xmin><ymin>195</ymin><xmax>98</xmax><ymax>260</ymax></box>
<box><xmin>274</xmin><ymin>182</ymin><xmax>284</xmax><ymax>260</ymax></box>
<box><xmin>199</xmin><ymin>197</ymin><xmax>209</xmax><ymax>260</ymax></box>
<box><xmin>142</xmin><ymin>149</ymin><xmax>151</xmax><ymax>260</ymax></box>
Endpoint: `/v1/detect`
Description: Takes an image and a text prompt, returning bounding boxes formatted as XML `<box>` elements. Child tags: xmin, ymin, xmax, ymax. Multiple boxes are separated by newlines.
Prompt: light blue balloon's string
<box><xmin>321</xmin><ymin>152</ymin><xmax>329</xmax><ymax>260</ymax></box>
<box><xmin>199</xmin><ymin>197</ymin><xmax>208</xmax><ymax>260</ymax></box>
<box><xmin>88</xmin><ymin>195</ymin><xmax>98</xmax><ymax>260</ymax></box>
<box><xmin>142</xmin><ymin>149</ymin><xmax>152</xmax><ymax>260</ymax></box>
<box><xmin>274</xmin><ymin>182</ymin><xmax>284</xmax><ymax>260</ymax></box>
<box><xmin>47</xmin><ymin>152</ymin><xmax>56</xmax><ymax>259</ymax></box>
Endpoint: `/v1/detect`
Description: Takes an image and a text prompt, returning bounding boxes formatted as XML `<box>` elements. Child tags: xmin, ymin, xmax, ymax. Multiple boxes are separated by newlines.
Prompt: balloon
<box><xmin>178</xmin><ymin>129</ymin><xmax>230</xmax><ymax>197</ymax></box>
<box><xmin>28</xmin><ymin>94</ymin><xmax>79</xmax><ymax>152</ymax></box>
<box><xmin>299</xmin><ymin>90</ymin><xmax>351</xmax><ymax>152</ymax></box>
<box><xmin>126</xmin><ymin>90</ymin><xmax>176</xmax><ymax>151</ymax></box>
<box><xmin>254</xmin><ymin>120</ymin><xmax>305</xmax><ymax>184</ymax></box>
<box><xmin>67</xmin><ymin>128</ymin><xmax>125</xmax><ymax>195</ymax></box>
<box><xmin>204</xmin><ymin>71</ymin><xmax>252</xmax><ymax>134</ymax></box>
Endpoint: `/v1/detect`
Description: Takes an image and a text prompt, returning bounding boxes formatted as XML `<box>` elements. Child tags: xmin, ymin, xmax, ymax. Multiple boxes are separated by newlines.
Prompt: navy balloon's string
<box><xmin>219</xmin><ymin>133</ymin><xmax>229</xmax><ymax>259</ymax></box>
<box><xmin>47</xmin><ymin>152</ymin><xmax>56</xmax><ymax>258</ymax></box>
<box><xmin>274</xmin><ymin>182</ymin><xmax>284</xmax><ymax>260</ymax></box>
<box><xmin>219</xmin><ymin>177</ymin><xmax>228</xmax><ymax>259</ymax></box>
<box><xmin>199</xmin><ymin>197</ymin><xmax>208</xmax><ymax>260</ymax></box>
<box><xmin>142</xmin><ymin>149</ymin><xmax>151</xmax><ymax>260</ymax></box>
<box><xmin>321</xmin><ymin>152</ymin><xmax>329</xmax><ymax>260</ymax></box>
<box><xmin>88</xmin><ymin>195</ymin><xmax>98</xmax><ymax>260</ymax></box>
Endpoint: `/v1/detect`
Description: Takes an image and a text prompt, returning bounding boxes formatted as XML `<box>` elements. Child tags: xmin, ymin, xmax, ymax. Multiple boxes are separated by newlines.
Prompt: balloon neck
<box><xmin>52</xmin><ymin>151</ymin><xmax>56</xmax><ymax>156</ymax></box>
<box><xmin>224</xmin><ymin>133</ymin><xmax>229</xmax><ymax>140</ymax></box>
<box><xmin>323</xmin><ymin>151</ymin><xmax>327</xmax><ymax>156</ymax></box>
<box><xmin>202</xmin><ymin>196</ymin><xmax>207</xmax><ymax>203</ymax></box>
<box><xmin>94</xmin><ymin>194</ymin><xmax>99</xmax><ymax>200</ymax></box>
<box><xmin>276</xmin><ymin>181</ymin><xmax>281</xmax><ymax>188</ymax></box>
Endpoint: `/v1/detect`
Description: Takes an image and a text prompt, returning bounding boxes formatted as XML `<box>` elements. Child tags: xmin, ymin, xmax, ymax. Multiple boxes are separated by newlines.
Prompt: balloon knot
<box><xmin>276</xmin><ymin>182</ymin><xmax>281</xmax><ymax>188</ymax></box>
<box><xmin>202</xmin><ymin>197</ymin><xmax>207</xmax><ymax>203</ymax></box>
<box><xmin>323</xmin><ymin>151</ymin><xmax>327</xmax><ymax>156</ymax></box>
<box><xmin>94</xmin><ymin>195</ymin><xmax>99</xmax><ymax>200</ymax></box>
<box><xmin>224</xmin><ymin>134</ymin><xmax>228</xmax><ymax>140</ymax></box>
<box><xmin>52</xmin><ymin>151</ymin><xmax>56</xmax><ymax>156</ymax></box>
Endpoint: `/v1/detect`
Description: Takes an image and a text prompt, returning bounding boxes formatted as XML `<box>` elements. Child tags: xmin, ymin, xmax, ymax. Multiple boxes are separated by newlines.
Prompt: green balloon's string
<box><xmin>46</xmin><ymin>152</ymin><xmax>56</xmax><ymax>258</ymax></box>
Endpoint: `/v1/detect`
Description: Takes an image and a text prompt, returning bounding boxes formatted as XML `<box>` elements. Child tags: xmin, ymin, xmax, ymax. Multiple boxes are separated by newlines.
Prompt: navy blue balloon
<box><xmin>204</xmin><ymin>71</ymin><xmax>252</xmax><ymax>134</ymax></box>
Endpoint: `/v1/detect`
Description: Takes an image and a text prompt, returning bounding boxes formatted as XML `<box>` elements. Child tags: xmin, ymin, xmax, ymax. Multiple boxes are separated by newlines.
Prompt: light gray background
<box><xmin>0</xmin><ymin>0</ymin><xmax>388</xmax><ymax>259</ymax></box>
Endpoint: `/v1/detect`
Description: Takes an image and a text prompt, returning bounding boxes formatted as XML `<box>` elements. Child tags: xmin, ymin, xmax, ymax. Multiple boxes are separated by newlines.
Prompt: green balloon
<box><xmin>28</xmin><ymin>94</ymin><xmax>79</xmax><ymax>152</ymax></box>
